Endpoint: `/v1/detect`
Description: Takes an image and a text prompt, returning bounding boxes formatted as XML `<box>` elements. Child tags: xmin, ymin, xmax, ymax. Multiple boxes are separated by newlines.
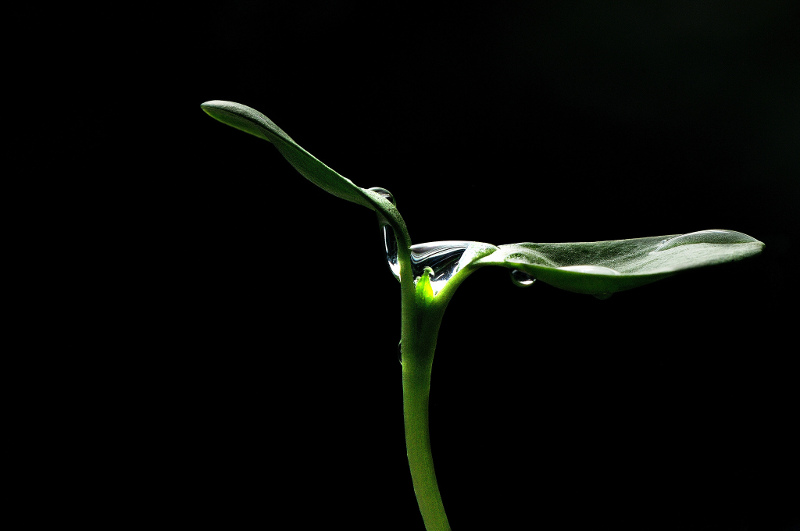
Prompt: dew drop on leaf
<box><xmin>510</xmin><ymin>269</ymin><xmax>536</xmax><ymax>287</ymax></box>
<box><xmin>368</xmin><ymin>186</ymin><xmax>396</xmax><ymax>205</ymax></box>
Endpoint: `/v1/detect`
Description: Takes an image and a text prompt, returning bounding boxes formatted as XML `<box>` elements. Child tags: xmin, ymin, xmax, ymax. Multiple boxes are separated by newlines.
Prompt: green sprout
<box><xmin>201</xmin><ymin>100</ymin><xmax>764</xmax><ymax>531</ymax></box>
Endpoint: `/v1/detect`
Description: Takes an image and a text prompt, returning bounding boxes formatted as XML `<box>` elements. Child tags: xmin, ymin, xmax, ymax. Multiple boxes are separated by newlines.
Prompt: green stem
<box><xmin>401</xmin><ymin>296</ymin><xmax>451</xmax><ymax>530</ymax></box>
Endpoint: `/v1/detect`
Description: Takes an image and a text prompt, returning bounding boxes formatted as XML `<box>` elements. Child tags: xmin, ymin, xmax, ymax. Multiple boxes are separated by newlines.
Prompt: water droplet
<box><xmin>556</xmin><ymin>265</ymin><xmax>621</xmax><ymax>275</ymax></box>
<box><xmin>368</xmin><ymin>186</ymin><xmax>396</xmax><ymax>205</ymax></box>
<box><xmin>370</xmin><ymin>187</ymin><xmax>403</xmax><ymax>280</ymax></box>
<box><xmin>510</xmin><ymin>269</ymin><xmax>536</xmax><ymax>287</ymax></box>
<box><xmin>371</xmin><ymin>188</ymin><xmax>470</xmax><ymax>294</ymax></box>
<box><xmin>652</xmin><ymin>229</ymin><xmax>756</xmax><ymax>253</ymax></box>
<box><xmin>398</xmin><ymin>340</ymin><xmax>403</xmax><ymax>364</ymax></box>
<box><xmin>594</xmin><ymin>292</ymin><xmax>613</xmax><ymax>300</ymax></box>
<box><xmin>410</xmin><ymin>241</ymin><xmax>471</xmax><ymax>295</ymax></box>
<box><xmin>382</xmin><ymin>225</ymin><xmax>400</xmax><ymax>280</ymax></box>
<box><xmin>377</xmin><ymin>227</ymin><xmax>470</xmax><ymax>294</ymax></box>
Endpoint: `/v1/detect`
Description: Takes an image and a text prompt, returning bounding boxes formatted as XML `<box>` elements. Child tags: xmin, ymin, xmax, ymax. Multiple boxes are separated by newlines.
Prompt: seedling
<box><xmin>201</xmin><ymin>100</ymin><xmax>764</xmax><ymax>530</ymax></box>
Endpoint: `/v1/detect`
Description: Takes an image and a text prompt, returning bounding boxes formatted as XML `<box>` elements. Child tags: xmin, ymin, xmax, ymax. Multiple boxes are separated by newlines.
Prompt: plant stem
<box><xmin>401</xmin><ymin>300</ymin><xmax>451</xmax><ymax>530</ymax></box>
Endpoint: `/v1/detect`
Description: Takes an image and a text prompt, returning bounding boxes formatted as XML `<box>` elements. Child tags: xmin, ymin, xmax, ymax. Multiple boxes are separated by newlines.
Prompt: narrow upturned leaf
<box><xmin>201</xmin><ymin>100</ymin><xmax>409</xmax><ymax>244</ymax></box>
<box><xmin>449</xmin><ymin>230</ymin><xmax>763</xmax><ymax>297</ymax></box>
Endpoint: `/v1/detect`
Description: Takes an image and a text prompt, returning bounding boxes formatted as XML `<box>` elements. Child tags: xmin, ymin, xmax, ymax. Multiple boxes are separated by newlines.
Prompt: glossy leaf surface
<box><xmin>466</xmin><ymin>230</ymin><xmax>764</xmax><ymax>296</ymax></box>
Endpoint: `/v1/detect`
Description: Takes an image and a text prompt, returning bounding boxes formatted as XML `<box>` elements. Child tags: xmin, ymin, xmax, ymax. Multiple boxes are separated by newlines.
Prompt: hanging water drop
<box><xmin>368</xmin><ymin>187</ymin><xmax>402</xmax><ymax>280</ymax></box>
<box><xmin>382</xmin><ymin>225</ymin><xmax>401</xmax><ymax>280</ymax></box>
<box><xmin>510</xmin><ymin>269</ymin><xmax>536</xmax><ymax>287</ymax></box>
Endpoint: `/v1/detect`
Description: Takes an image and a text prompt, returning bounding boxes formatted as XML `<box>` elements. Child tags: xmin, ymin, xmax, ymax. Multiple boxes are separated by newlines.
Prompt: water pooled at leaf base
<box><xmin>373</xmin><ymin>192</ymin><xmax>472</xmax><ymax>296</ymax></box>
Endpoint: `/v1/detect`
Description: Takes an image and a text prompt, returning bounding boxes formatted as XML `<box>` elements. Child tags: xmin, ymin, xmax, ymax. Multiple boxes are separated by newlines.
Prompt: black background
<box><xmin>40</xmin><ymin>2</ymin><xmax>799</xmax><ymax>529</ymax></box>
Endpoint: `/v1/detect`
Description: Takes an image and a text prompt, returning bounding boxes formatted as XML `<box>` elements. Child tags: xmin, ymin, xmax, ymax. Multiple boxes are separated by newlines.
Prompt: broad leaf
<box><xmin>427</xmin><ymin>230</ymin><xmax>763</xmax><ymax>301</ymax></box>
<box><xmin>469</xmin><ymin>229</ymin><xmax>764</xmax><ymax>297</ymax></box>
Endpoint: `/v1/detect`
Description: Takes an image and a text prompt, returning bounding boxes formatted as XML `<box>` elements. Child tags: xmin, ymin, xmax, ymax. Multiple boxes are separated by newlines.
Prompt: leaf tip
<box><xmin>199</xmin><ymin>99</ymin><xmax>228</xmax><ymax>116</ymax></box>
<box><xmin>199</xmin><ymin>100</ymin><xmax>273</xmax><ymax>142</ymax></box>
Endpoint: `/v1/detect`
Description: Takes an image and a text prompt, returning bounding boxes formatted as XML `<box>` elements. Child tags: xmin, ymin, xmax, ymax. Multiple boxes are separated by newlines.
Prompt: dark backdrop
<box><xmin>59</xmin><ymin>2</ymin><xmax>799</xmax><ymax>529</ymax></box>
<box><xmin>178</xmin><ymin>3</ymin><xmax>797</xmax><ymax>530</ymax></box>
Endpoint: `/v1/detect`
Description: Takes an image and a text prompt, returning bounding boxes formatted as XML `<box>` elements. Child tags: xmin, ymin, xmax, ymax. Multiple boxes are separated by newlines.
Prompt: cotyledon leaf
<box><xmin>440</xmin><ymin>230</ymin><xmax>764</xmax><ymax>298</ymax></box>
<box><xmin>200</xmin><ymin>100</ymin><xmax>409</xmax><ymax>244</ymax></box>
<box><xmin>202</xmin><ymin>103</ymin><xmax>764</xmax><ymax>299</ymax></box>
